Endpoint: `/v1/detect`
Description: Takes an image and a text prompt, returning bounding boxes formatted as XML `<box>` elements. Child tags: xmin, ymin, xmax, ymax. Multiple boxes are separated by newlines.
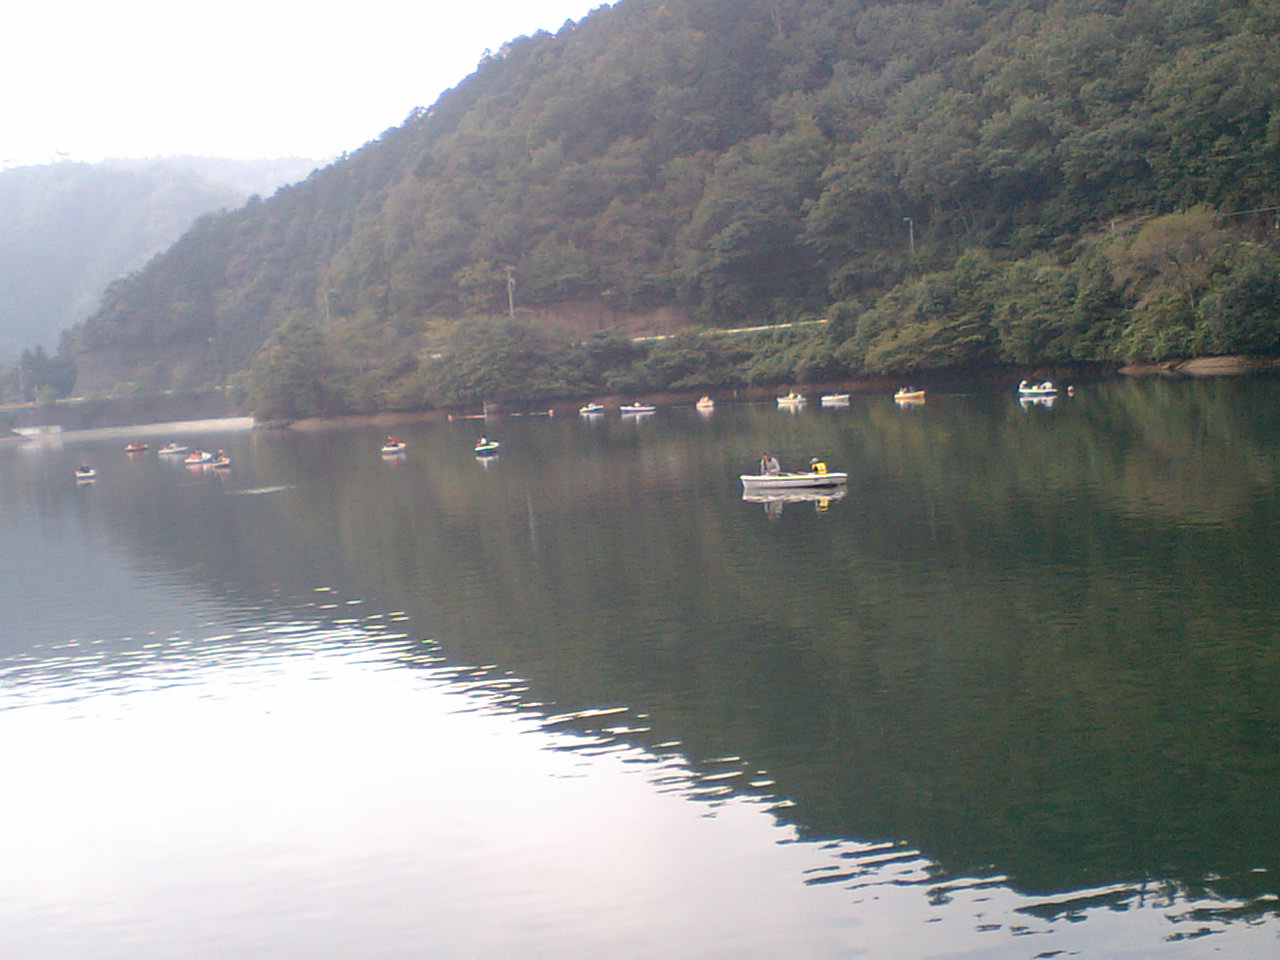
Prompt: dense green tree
<box><xmin>16</xmin><ymin>337</ymin><xmax>75</xmax><ymax>401</ymax></box>
<box><xmin>1197</xmin><ymin>244</ymin><xmax>1280</xmax><ymax>355</ymax></box>
<box><xmin>420</xmin><ymin>316</ymin><xmax>575</xmax><ymax>407</ymax></box>
<box><xmin>244</xmin><ymin>315</ymin><xmax>334</xmax><ymax>420</ymax></box>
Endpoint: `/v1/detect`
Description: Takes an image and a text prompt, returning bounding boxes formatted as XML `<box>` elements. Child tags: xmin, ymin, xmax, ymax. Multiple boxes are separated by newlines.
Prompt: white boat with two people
<box><xmin>741</xmin><ymin>455</ymin><xmax>846</xmax><ymax>490</ymax></box>
<box><xmin>894</xmin><ymin>387</ymin><xmax>926</xmax><ymax>403</ymax></box>
<box><xmin>1017</xmin><ymin>379</ymin><xmax>1058</xmax><ymax>397</ymax></box>
<box><xmin>579</xmin><ymin>402</ymin><xmax>606</xmax><ymax>416</ymax></box>
<box><xmin>776</xmin><ymin>392</ymin><xmax>806</xmax><ymax>407</ymax></box>
<box><xmin>619</xmin><ymin>402</ymin><xmax>656</xmax><ymax>414</ymax></box>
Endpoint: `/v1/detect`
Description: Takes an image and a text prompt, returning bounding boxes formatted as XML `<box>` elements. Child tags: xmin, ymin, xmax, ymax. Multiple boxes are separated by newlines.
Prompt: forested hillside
<box><xmin>0</xmin><ymin>157</ymin><xmax>317</xmax><ymax>386</ymax></box>
<box><xmin>68</xmin><ymin>0</ymin><xmax>1280</xmax><ymax>415</ymax></box>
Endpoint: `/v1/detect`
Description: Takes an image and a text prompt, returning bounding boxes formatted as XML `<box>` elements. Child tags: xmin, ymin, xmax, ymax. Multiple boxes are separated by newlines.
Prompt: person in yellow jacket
<box><xmin>809</xmin><ymin>457</ymin><xmax>827</xmax><ymax>474</ymax></box>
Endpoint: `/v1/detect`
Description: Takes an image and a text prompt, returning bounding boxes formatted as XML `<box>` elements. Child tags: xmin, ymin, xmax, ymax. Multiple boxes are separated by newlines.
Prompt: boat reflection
<box><xmin>742</xmin><ymin>485</ymin><xmax>847</xmax><ymax>519</ymax></box>
<box><xmin>1019</xmin><ymin>394</ymin><xmax>1057</xmax><ymax>409</ymax></box>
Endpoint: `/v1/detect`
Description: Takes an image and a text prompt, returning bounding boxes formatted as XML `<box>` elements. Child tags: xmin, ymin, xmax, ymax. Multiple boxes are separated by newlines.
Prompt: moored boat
<box><xmin>619</xmin><ymin>401</ymin><xmax>656</xmax><ymax>414</ymax></box>
<box><xmin>820</xmin><ymin>393</ymin><xmax>851</xmax><ymax>406</ymax></box>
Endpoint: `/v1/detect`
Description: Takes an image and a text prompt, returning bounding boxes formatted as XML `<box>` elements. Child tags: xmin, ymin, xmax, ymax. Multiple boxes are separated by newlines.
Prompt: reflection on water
<box><xmin>3</xmin><ymin>378</ymin><xmax>1280</xmax><ymax>958</ymax></box>
<box><xmin>742</xmin><ymin>485</ymin><xmax>847</xmax><ymax>519</ymax></box>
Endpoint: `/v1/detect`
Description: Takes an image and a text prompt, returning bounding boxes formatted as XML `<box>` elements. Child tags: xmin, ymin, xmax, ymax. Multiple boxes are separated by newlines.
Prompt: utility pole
<box><xmin>505</xmin><ymin>266</ymin><xmax>517</xmax><ymax>319</ymax></box>
<box><xmin>903</xmin><ymin>217</ymin><xmax>916</xmax><ymax>259</ymax></box>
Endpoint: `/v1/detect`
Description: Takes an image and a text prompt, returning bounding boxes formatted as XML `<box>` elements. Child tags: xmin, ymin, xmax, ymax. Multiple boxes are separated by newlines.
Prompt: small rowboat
<box><xmin>74</xmin><ymin>466</ymin><xmax>97</xmax><ymax>481</ymax></box>
<box><xmin>1017</xmin><ymin>380</ymin><xmax>1057</xmax><ymax>397</ymax></box>
<box><xmin>380</xmin><ymin>441</ymin><xmax>407</xmax><ymax>455</ymax></box>
<box><xmin>776</xmin><ymin>392</ymin><xmax>806</xmax><ymax>406</ymax></box>
<box><xmin>157</xmin><ymin>443</ymin><xmax>188</xmax><ymax>456</ymax></box>
<box><xmin>820</xmin><ymin>393</ymin><xmax>851</xmax><ymax>406</ymax></box>
<box><xmin>619</xmin><ymin>402</ymin><xmax>656</xmax><ymax>414</ymax></box>
<box><xmin>124</xmin><ymin>442</ymin><xmax>149</xmax><ymax>454</ymax></box>
<box><xmin>740</xmin><ymin>471</ymin><xmax>848</xmax><ymax>489</ymax></box>
<box><xmin>579</xmin><ymin>403</ymin><xmax>605</xmax><ymax>415</ymax></box>
<box><xmin>894</xmin><ymin>388</ymin><xmax>926</xmax><ymax>403</ymax></box>
<box><xmin>695</xmin><ymin>396</ymin><xmax>715</xmax><ymax>411</ymax></box>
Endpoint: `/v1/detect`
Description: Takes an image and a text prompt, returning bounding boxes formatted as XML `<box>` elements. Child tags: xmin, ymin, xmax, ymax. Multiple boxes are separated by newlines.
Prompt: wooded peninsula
<box><xmin>21</xmin><ymin>0</ymin><xmax>1280</xmax><ymax>418</ymax></box>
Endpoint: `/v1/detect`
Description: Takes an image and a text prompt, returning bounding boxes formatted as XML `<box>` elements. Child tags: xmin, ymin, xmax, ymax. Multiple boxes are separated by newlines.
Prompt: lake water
<box><xmin>2</xmin><ymin>378</ymin><xmax>1279</xmax><ymax>959</ymax></box>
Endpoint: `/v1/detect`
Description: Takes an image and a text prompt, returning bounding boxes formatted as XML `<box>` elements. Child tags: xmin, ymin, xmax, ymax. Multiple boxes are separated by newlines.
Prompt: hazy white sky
<box><xmin>1</xmin><ymin>0</ymin><xmax>612</xmax><ymax>168</ymax></box>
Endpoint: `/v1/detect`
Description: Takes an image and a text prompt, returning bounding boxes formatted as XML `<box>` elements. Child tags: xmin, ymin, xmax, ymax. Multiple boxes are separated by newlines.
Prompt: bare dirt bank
<box><xmin>1118</xmin><ymin>356</ymin><xmax>1280</xmax><ymax>377</ymax></box>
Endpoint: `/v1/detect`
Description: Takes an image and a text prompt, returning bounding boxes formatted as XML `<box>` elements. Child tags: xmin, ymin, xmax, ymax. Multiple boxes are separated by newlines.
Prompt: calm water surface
<box><xmin>2</xmin><ymin>378</ymin><xmax>1279</xmax><ymax>959</ymax></box>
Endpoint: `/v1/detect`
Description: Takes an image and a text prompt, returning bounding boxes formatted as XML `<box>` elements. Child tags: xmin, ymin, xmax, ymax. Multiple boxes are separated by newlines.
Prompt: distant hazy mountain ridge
<box><xmin>0</xmin><ymin>156</ymin><xmax>319</xmax><ymax>360</ymax></box>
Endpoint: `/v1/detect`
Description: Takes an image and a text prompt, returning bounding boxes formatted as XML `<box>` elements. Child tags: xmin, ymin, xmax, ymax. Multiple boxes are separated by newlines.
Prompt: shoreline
<box><xmin>8</xmin><ymin>356</ymin><xmax>1275</xmax><ymax>438</ymax></box>
<box><xmin>1117</xmin><ymin>356</ymin><xmax>1280</xmax><ymax>377</ymax></box>
<box><xmin>5</xmin><ymin>416</ymin><xmax>256</xmax><ymax>445</ymax></box>
<box><xmin>237</xmin><ymin>355</ymin><xmax>1280</xmax><ymax>430</ymax></box>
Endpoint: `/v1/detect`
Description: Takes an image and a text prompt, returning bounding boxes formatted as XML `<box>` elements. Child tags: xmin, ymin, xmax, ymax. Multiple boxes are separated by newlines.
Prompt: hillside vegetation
<box><xmin>65</xmin><ymin>0</ymin><xmax>1280</xmax><ymax>416</ymax></box>
<box><xmin>0</xmin><ymin>156</ymin><xmax>318</xmax><ymax>396</ymax></box>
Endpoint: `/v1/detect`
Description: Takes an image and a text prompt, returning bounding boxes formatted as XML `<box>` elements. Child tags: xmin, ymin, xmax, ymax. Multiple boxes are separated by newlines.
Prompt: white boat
<box><xmin>74</xmin><ymin>466</ymin><xmax>97</xmax><ymax>481</ymax></box>
<box><xmin>740</xmin><ymin>471</ymin><xmax>848</xmax><ymax>489</ymax></box>
<box><xmin>820</xmin><ymin>393</ymin><xmax>851</xmax><ymax>406</ymax></box>
<box><xmin>380</xmin><ymin>440</ymin><xmax>407</xmax><ymax>454</ymax></box>
<box><xmin>894</xmin><ymin>387</ymin><xmax>926</xmax><ymax>403</ymax></box>
<box><xmin>184</xmin><ymin>449</ymin><xmax>213</xmax><ymax>465</ymax></box>
<box><xmin>474</xmin><ymin>439</ymin><xmax>501</xmax><ymax>455</ymax></box>
<box><xmin>776</xmin><ymin>392</ymin><xmax>806</xmax><ymax>406</ymax></box>
<box><xmin>695</xmin><ymin>396</ymin><xmax>715</xmax><ymax>410</ymax></box>
<box><xmin>579</xmin><ymin>403</ymin><xmax>605</xmax><ymax>415</ymax></box>
<box><xmin>620</xmin><ymin>402</ymin><xmax>656</xmax><ymax>414</ymax></box>
<box><xmin>1017</xmin><ymin>379</ymin><xmax>1058</xmax><ymax>397</ymax></box>
<box><xmin>157</xmin><ymin>442</ymin><xmax>188</xmax><ymax>456</ymax></box>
